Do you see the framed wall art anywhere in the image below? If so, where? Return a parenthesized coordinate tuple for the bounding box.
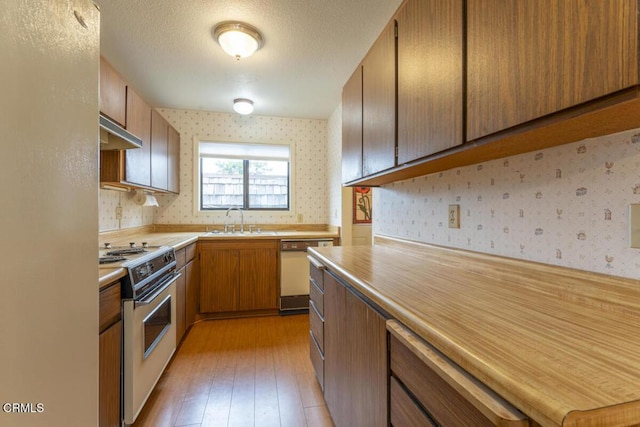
(353, 187, 372, 224)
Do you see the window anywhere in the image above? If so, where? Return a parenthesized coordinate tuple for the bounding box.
(199, 141, 290, 210)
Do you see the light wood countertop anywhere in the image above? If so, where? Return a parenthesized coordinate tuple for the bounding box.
(308, 238, 640, 427)
(98, 226, 340, 289)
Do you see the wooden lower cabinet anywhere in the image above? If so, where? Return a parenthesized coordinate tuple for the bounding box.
(199, 240, 279, 313)
(390, 376, 436, 427)
(175, 272, 187, 342)
(176, 243, 199, 342)
(185, 257, 199, 326)
(99, 281, 122, 427)
(388, 320, 528, 427)
(323, 270, 388, 427)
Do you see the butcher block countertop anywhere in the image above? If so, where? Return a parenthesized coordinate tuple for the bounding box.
(308, 237, 640, 427)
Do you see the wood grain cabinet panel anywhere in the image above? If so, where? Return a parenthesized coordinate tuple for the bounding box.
(362, 19, 397, 177)
(167, 124, 180, 193)
(185, 258, 199, 326)
(388, 321, 528, 427)
(99, 319, 122, 427)
(323, 271, 387, 427)
(99, 57, 126, 126)
(396, 0, 463, 163)
(151, 109, 169, 190)
(390, 376, 437, 427)
(175, 270, 186, 343)
(238, 245, 279, 311)
(199, 240, 278, 314)
(342, 66, 363, 183)
(124, 87, 152, 187)
(199, 245, 239, 313)
(99, 281, 122, 427)
(467, 0, 639, 141)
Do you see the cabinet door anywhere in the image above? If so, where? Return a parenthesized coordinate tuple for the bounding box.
(99, 57, 126, 127)
(323, 272, 349, 427)
(323, 271, 387, 427)
(124, 87, 152, 186)
(397, 0, 463, 164)
(185, 259, 198, 326)
(362, 20, 397, 177)
(467, 0, 639, 141)
(342, 66, 363, 183)
(175, 269, 186, 342)
(238, 243, 278, 311)
(199, 246, 239, 313)
(151, 109, 169, 190)
(167, 125, 180, 193)
(99, 320, 121, 427)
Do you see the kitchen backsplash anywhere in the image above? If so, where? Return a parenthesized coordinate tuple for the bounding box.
(153, 109, 329, 226)
(99, 188, 155, 231)
(374, 128, 640, 279)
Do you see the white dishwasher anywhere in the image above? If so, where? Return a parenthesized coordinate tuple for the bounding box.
(280, 239, 333, 313)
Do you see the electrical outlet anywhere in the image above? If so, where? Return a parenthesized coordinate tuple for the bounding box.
(116, 206, 123, 220)
(297, 213, 304, 223)
(448, 204, 460, 229)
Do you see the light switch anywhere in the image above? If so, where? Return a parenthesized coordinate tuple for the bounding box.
(629, 204, 640, 248)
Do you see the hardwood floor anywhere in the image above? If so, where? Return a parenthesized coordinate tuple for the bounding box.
(132, 314, 334, 427)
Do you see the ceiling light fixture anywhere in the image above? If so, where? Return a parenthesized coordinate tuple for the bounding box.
(233, 98, 254, 115)
(214, 21, 264, 60)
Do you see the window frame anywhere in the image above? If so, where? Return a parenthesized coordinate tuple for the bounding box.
(195, 138, 294, 215)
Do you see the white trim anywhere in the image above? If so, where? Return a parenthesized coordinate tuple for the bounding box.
(192, 136, 296, 218)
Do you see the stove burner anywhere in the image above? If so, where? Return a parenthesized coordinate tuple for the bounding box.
(106, 248, 147, 256)
(99, 255, 127, 264)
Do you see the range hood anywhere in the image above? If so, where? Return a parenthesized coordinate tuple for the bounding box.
(99, 114, 142, 150)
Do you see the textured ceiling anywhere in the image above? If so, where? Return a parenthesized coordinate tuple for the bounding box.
(95, 0, 403, 119)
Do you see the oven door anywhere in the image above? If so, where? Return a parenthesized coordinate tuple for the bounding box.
(123, 273, 179, 424)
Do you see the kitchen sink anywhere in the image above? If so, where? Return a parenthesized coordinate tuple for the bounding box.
(204, 231, 278, 236)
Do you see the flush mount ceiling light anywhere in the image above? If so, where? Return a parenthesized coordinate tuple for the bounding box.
(233, 98, 254, 115)
(214, 21, 264, 60)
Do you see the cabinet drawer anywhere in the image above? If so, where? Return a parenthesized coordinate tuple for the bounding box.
(390, 376, 436, 427)
(99, 282, 121, 333)
(185, 243, 196, 262)
(310, 331, 324, 390)
(388, 320, 528, 427)
(309, 278, 324, 316)
(309, 300, 324, 352)
(175, 247, 187, 270)
(309, 256, 324, 290)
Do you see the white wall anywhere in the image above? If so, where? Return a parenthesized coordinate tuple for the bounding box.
(1, 1, 99, 425)
(153, 109, 329, 226)
(375, 128, 640, 279)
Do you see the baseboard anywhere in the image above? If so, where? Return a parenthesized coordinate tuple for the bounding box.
(280, 294, 310, 314)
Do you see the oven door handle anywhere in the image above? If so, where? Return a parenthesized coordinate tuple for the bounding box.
(135, 272, 182, 307)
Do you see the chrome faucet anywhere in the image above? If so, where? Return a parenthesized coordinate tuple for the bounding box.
(225, 207, 244, 233)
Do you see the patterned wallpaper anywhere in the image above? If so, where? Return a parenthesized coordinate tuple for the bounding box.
(374, 128, 640, 279)
(153, 109, 329, 225)
(99, 188, 155, 231)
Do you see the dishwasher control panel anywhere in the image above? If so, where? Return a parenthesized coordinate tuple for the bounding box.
(281, 239, 333, 251)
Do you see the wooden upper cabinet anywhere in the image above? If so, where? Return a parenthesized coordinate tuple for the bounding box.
(151, 109, 169, 190)
(167, 124, 180, 193)
(124, 87, 152, 187)
(396, 0, 463, 164)
(362, 20, 397, 177)
(467, 0, 640, 141)
(99, 57, 127, 127)
(342, 66, 363, 184)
